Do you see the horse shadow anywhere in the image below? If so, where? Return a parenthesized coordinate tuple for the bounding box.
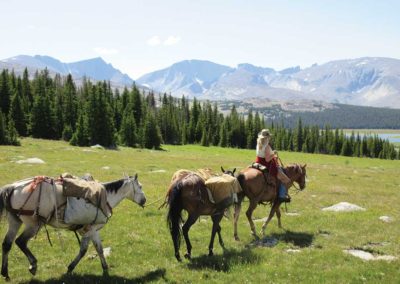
(25, 268, 166, 284)
(270, 230, 315, 248)
(186, 248, 261, 272)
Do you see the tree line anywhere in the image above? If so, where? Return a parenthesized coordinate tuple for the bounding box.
(0, 68, 398, 160)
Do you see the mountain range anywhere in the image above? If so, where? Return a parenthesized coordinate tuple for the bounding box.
(0, 55, 133, 86)
(1, 55, 400, 109)
(137, 57, 400, 109)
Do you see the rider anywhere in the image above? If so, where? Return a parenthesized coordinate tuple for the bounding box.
(255, 129, 292, 203)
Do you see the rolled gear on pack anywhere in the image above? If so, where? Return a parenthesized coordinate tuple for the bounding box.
(204, 174, 242, 209)
(62, 175, 111, 224)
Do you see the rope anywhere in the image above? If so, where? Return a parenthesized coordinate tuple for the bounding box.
(143, 196, 164, 208)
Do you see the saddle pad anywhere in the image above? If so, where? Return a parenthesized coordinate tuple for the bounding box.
(64, 197, 108, 224)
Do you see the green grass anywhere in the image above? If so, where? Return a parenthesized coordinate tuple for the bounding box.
(1, 138, 399, 283)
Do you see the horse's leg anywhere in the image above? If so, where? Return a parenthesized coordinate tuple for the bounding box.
(233, 196, 244, 241)
(67, 233, 91, 273)
(182, 213, 198, 260)
(276, 206, 282, 228)
(214, 213, 225, 251)
(91, 231, 108, 275)
(15, 224, 41, 276)
(1, 215, 22, 281)
(246, 200, 259, 239)
(260, 202, 281, 236)
(208, 212, 224, 256)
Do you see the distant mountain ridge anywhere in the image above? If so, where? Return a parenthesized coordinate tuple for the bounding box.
(0, 55, 134, 86)
(137, 57, 400, 109)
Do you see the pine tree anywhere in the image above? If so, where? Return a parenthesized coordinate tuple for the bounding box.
(0, 70, 11, 115)
(63, 74, 78, 131)
(29, 78, 56, 139)
(9, 90, 27, 136)
(200, 128, 209, 146)
(70, 108, 90, 146)
(294, 118, 303, 152)
(6, 117, 20, 146)
(142, 111, 162, 149)
(0, 110, 7, 144)
(219, 122, 228, 147)
(119, 106, 137, 147)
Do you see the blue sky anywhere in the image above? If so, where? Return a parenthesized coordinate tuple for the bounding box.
(1, 0, 399, 78)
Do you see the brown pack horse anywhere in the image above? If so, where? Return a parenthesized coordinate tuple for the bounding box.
(165, 171, 240, 261)
(232, 164, 307, 240)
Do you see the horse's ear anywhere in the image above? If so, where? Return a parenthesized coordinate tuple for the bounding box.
(134, 173, 138, 181)
(302, 164, 307, 168)
(221, 166, 225, 173)
(233, 168, 236, 174)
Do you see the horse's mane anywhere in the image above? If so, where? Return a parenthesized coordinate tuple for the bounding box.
(103, 179, 125, 193)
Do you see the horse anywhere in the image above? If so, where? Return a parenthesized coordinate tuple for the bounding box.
(231, 164, 307, 241)
(0, 174, 146, 281)
(165, 171, 240, 261)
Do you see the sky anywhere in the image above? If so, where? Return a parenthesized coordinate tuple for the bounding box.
(1, 0, 399, 79)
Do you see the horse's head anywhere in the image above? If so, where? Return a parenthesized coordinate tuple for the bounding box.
(125, 173, 146, 207)
(286, 164, 307, 190)
(221, 166, 236, 176)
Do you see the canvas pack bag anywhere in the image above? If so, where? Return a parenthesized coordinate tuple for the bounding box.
(204, 174, 242, 206)
(64, 197, 108, 224)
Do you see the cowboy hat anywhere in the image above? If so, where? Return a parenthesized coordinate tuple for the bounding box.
(258, 129, 272, 138)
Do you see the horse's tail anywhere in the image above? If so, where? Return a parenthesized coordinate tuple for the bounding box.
(166, 181, 184, 260)
(0, 185, 11, 221)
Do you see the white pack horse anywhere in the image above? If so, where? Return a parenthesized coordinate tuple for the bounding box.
(0, 174, 146, 281)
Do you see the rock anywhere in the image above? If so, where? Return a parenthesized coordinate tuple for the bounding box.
(16, 158, 45, 164)
(379, 216, 393, 223)
(344, 249, 397, 262)
(285, 212, 300, 216)
(91, 144, 104, 149)
(103, 247, 111, 257)
(322, 202, 366, 212)
(286, 249, 301, 253)
(150, 169, 166, 173)
(102, 166, 110, 170)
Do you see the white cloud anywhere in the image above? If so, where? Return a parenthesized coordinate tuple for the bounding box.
(94, 47, 119, 55)
(147, 35, 181, 47)
(147, 36, 161, 46)
(163, 36, 181, 46)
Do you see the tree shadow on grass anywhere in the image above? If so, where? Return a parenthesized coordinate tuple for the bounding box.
(187, 248, 261, 272)
(25, 268, 166, 284)
(270, 230, 314, 248)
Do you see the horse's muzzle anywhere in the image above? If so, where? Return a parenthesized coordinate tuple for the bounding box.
(140, 197, 147, 208)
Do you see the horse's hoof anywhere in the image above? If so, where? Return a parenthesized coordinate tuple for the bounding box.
(4, 276, 10, 282)
(184, 253, 191, 260)
(234, 235, 240, 241)
(29, 264, 37, 276)
(175, 255, 182, 262)
(252, 233, 260, 240)
(102, 269, 109, 277)
(208, 251, 214, 257)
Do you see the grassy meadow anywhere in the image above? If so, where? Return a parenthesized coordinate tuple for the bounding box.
(0, 138, 399, 283)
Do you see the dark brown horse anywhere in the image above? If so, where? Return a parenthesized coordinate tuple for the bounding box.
(165, 172, 240, 261)
(232, 164, 307, 240)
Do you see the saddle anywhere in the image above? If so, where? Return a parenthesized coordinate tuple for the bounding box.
(250, 163, 276, 188)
